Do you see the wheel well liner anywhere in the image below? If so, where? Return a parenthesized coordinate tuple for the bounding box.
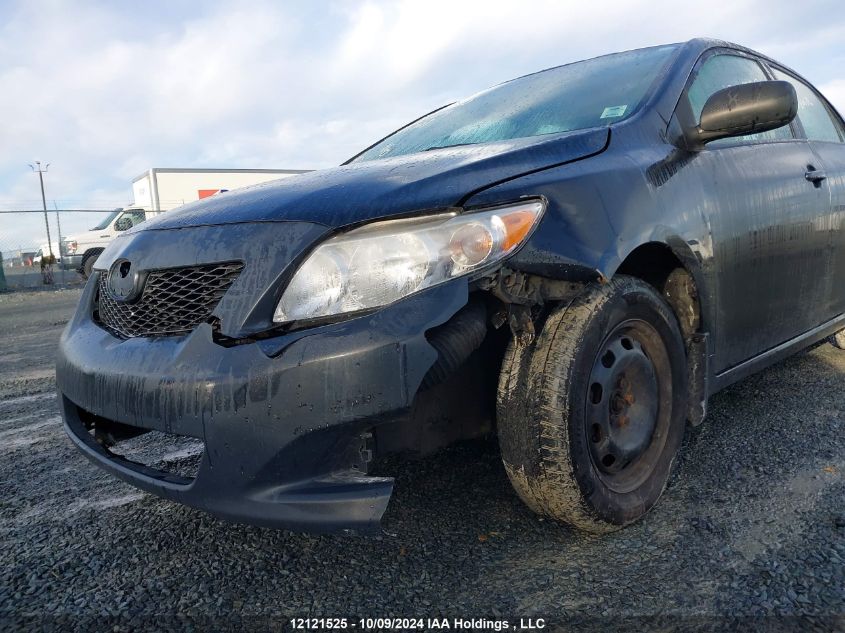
(615, 242, 703, 339)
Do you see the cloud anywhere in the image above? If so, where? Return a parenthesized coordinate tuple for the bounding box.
(0, 0, 844, 250)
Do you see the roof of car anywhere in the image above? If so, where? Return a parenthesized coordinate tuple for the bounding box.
(513, 38, 800, 87)
(681, 37, 805, 78)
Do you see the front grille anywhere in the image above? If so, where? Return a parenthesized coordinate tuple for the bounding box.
(95, 261, 243, 338)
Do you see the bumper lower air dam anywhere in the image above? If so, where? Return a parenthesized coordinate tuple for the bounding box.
(62, 399, 394, 533)
(57, 275, 470, 534)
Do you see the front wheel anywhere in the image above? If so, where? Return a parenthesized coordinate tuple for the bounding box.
(497, 276, 688, 533)
(81, 251, 100, 279)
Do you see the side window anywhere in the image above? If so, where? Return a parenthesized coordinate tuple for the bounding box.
(114, 211, 147, 231)
(687, 54, 792, 145)
(771, 68, 843, 143)
(126, 210, 146, 227)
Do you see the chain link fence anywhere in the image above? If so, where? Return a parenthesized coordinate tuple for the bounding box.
(0, 209, 116, 291)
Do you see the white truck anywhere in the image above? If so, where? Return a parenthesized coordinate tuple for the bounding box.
(33, 242, 62, 265)
(63, 167, 310, 277)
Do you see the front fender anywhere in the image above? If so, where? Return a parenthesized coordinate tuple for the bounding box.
(462, 141, 713, 330)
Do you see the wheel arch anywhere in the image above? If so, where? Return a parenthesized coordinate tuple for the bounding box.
(611, 239, 709, 338)
(610, 239, 710, 425)
(82, 246, 105, 259)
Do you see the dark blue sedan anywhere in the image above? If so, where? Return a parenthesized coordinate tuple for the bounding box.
(57, 38, 845, 534)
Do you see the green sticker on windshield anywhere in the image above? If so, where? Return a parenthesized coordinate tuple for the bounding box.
(600, 105, 627, 119)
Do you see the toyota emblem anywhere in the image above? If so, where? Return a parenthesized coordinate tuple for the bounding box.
(106, 259, 144, 302)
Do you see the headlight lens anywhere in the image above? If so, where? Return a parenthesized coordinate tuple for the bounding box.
(348, 233, 431, 306)
(273, 199, 545, 324)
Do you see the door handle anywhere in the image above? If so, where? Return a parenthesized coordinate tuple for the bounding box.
(100, 234, 111, 238)
(805, 166, 827, 184)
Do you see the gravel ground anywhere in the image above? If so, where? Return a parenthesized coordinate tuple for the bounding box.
(0, 288, 843, 631)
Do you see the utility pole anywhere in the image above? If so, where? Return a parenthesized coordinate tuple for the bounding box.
(53, 201, 64, 283)
(29, 161, 53, 260)
(53, 201, 63, 253)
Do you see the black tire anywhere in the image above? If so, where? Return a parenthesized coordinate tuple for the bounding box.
(830, 329, 845, 350)
(497, 276, 688, 533)
(81, 252, 100, 279)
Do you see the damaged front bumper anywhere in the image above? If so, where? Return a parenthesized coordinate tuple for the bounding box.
(56, 222, 471, 534)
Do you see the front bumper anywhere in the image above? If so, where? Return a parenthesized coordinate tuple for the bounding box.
(63, 254, 83, 269)
(57, 262, 469, 534)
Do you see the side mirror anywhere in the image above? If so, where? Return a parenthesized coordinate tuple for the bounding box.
(114, 217, 132, 231)
(694, 80, 797, 147)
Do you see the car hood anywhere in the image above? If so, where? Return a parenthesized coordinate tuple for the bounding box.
(139, 128, 609, 232)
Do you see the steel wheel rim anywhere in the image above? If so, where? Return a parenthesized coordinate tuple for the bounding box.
(584, 319, 673, 494)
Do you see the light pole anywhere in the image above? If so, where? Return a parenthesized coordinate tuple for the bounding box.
(53, 201, 62, 247)
(53, 201, 65, 283)
(29, 161, 53, 260)
(29, 161, 53, 284)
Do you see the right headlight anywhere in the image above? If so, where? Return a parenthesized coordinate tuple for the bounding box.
(273, 199, 545, 324)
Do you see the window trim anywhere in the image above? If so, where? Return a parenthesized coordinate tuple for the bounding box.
(764, 62, 845, 144)
(672, 47, 801, 150)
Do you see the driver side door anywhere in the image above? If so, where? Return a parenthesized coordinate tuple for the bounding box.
(679, 51, 832, 373)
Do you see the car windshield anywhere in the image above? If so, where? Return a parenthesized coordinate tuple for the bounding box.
(91, 209, 122, 231)
(352, 44, 678, 162)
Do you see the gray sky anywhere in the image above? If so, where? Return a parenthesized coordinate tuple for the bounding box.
(2, 0, 845, 250)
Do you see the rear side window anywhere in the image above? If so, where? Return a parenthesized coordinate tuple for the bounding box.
(687, 54, 792, 145)
(771, 68, 843, 143)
